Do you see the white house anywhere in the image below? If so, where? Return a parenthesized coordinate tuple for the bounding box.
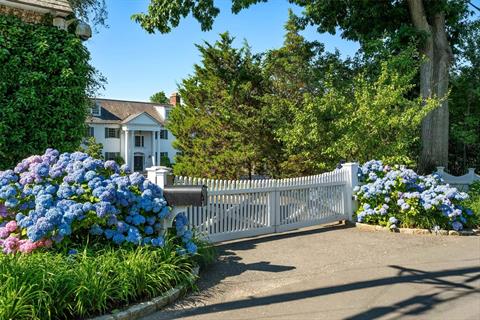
(86, 93, 180, 172)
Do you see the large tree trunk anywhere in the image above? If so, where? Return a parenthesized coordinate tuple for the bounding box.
(408, 0, 452, 173)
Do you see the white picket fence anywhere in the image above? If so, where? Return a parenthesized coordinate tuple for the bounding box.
(436, 167, 480, 191)
(172, 163, 358, 242)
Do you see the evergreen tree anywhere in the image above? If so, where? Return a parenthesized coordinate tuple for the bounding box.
(167, 33, 269, 179)
(150, 91, 169, 104)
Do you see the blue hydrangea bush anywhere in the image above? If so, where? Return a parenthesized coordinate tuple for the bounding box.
(354, 160, 477, 231)
(0, 149, 197, 254)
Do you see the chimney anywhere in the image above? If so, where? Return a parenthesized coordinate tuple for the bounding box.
(169, 92, 181, 106)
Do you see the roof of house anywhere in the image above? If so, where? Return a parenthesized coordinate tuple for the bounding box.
(87, 98, 172, 125)
(2, 0, 72, 14)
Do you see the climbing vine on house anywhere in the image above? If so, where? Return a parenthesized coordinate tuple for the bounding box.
(0, 14, 100, 170)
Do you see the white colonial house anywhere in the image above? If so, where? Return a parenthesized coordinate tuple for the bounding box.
(86, 93, 180, 172)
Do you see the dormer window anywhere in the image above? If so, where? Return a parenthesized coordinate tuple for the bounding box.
(90, 103, 101, 116)
(165, 109, 171, 119)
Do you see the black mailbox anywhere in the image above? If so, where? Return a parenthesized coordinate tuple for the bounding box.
(163, 185, 208, 207)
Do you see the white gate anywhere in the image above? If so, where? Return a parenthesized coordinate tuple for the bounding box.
(173, 163, 358, 243)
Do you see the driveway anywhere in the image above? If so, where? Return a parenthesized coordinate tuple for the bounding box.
(142, 223, 480, 320)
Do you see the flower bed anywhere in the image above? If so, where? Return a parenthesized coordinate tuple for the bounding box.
(354, 160, 479, 231)
(0, 149, 197, 253)
(0, 149, 215, 319)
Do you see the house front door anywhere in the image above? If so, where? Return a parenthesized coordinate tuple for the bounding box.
(134, 155, 144, 172)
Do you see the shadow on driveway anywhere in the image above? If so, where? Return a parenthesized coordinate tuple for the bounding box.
(165, 264, 480, 320)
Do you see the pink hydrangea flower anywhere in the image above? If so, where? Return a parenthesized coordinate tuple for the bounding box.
(18, 240, 37, 253)
(2, 236, 19, 254)
(5, 221, 17, 233)
(0, 227, 9, 239)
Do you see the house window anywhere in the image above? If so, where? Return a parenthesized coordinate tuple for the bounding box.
(155, 131, 158, 140)
(105, 152, 120, 161)
(160, 152, 168, 159)
(85, 126, 94, 137)
(90, 103, 101, 116)
(165, 109, 171, 119)
(160, 129, 168, 139)
(105, 128, 120, 139)
(135, 135, 144, 147)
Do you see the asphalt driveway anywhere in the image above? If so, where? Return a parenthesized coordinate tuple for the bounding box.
(142, 223, 480, 320)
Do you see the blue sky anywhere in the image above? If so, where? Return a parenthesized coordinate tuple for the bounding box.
(84, 0, 359, 101)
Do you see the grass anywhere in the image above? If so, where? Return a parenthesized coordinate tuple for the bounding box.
(0, 237, 212, 320)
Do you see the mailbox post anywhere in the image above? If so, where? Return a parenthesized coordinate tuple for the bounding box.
(146, 166, 207, 235)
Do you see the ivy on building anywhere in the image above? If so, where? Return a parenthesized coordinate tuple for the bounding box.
(0, 14, 100, 169)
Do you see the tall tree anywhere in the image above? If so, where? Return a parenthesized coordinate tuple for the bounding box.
(150, 90, 169, 104)
(167, 33, 269, 179)
(133, 0, 477, 173)
(262, 11, 353, 176)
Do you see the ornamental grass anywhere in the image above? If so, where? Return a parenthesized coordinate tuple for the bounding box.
(0, 240, 200, 320)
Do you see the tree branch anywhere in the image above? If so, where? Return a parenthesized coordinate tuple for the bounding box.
(468, 1, 480, 12)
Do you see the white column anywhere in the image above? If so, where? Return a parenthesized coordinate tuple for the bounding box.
(151, 131, 157, 166)
(124, 130, 130, 168)
(157, 129, 161, 165)
(130, 130, 135, 169)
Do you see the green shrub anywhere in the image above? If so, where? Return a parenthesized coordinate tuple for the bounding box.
(465, 181, 480, 226)
(0, 15, 99, 170)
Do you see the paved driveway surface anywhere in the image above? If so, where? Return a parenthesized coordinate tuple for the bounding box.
(142, 224, 480, 320)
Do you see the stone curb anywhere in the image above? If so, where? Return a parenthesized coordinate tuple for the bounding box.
(355, 222, 479, 236)
(90, 266, 200, 320)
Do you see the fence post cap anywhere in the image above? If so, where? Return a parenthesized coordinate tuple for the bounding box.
(342, 162, 359, 167)
(146, 166, 161, 172)
(436, 166, 445, 172)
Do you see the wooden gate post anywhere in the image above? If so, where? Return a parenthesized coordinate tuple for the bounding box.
(267, 180, 279, 232)
(343, 162, 359, 222)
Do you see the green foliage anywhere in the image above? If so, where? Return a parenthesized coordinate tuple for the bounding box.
(0, 238, 204, 319)
(160, 155, 171, 167)
(132, 0, 472, 49)
(81, 136, 104, 160)
(448, 20, 480, 174)
(168, 33, 271, 179)
(114, 155, 125, 166)
(465, 181, 480, 222)
(132, 0, 221, 33)
(150, 90, 169, 104)
(0, 15, 99, 170)
(328, 49, 438, 165)
(169, 19, 436, 178)
(134, 0, 478, 174)
(264, 22, 435, 175)
(261, 12, 356, 176)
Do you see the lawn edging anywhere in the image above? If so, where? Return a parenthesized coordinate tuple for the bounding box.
(355, 222, 479, 236)
(90, 266, 200, 320)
